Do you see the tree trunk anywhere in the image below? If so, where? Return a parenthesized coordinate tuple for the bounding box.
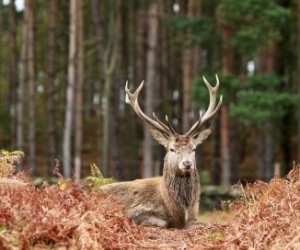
(134, 2, 146, 83)
(110, 79, 124, 180)
(0, 2, 2, 101)
(74, 0, 83, 181)
(296, 0, 300, 163)
(102, 0, 118, 176)
(264, 121, 274, 180)
(229, 119, 240, 183)
(26, 0, 36, 174)
(182, 48, 193, 133)
(211, 117, 221, 184)
(220, 105, 230, 185)
(110, 1, 123, 180)
(182, 0, 199, 133)
(91, 0, 104, 94)
(9, 0, 18, 150)
(91, 0, 105, 170)
(256, 41, 276, 181)
(256, 123, 274, 181)
(46, 0, 57, 175)
(143, 2, 159, 178)
(220, 24, 232, 186)
(91, 0, 103, 61)
(16, 3, 27, 171)
(63, 0, 77, 178)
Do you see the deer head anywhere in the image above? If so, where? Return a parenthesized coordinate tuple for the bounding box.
(125, 75, 222, 176)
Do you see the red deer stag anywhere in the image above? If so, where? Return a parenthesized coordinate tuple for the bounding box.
(101, 75, 222, 228)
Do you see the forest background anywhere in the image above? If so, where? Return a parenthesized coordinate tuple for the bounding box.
(0, 0, 299, 186)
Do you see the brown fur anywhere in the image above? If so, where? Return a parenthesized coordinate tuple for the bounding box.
(101, 78, 221, 228)
(101, 135, 204, 229)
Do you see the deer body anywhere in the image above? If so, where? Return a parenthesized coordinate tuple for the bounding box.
(101, 76, 222, 228)
(101, 139, 201, 228)
(102, 175, 199, 228)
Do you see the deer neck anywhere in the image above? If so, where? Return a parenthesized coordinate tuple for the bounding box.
(162, 163, 200, 209)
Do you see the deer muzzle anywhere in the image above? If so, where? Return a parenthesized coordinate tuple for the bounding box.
(179, 160, 194, 174)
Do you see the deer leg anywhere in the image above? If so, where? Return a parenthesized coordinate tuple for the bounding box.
(131, 214, 168, 228)
(188, 201, 199, 220)
(185, 202, 201, 229)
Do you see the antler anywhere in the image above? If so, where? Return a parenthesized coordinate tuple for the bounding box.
(185, 74, 223, 136)
(125, 81, 178, 137)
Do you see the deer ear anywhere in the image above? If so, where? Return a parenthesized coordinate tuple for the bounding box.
(150, 128, 170, 148)
(192, 128, 212, 145)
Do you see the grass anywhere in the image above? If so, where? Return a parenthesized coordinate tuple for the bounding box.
(0, 150, 300, 249)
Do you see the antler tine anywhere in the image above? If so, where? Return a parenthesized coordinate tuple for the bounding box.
(201, 74, 219, 122)
(164, 115, 178, 136)
(152, 113, 170, 131)
(125, 80, 144, 105)
(185, 74, 222, 136)
(152, 113, 177, 136)
(125, 81, 175, 137)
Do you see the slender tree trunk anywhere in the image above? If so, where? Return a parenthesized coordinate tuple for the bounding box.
(220, 105, 230, 185)
(0, 2, 2, 102)
(102, 1, 118, 176)
(216, 4, 232, 185)
(256, 123, 274, 181)
(111, 79, 123, 180)
(47, 0, 57, 175)
(9, 0, 18, 150)
(143, 2, 159, 178)
(134, 2, 146, 83)
(16, 5, 27, 171)
(91, 0, 105, 170)
(211, 117, 221, 184)
(264, 121, 274, 180)
(26, 0, 36, 173)
(110, 0, 123, 180)
(229, 119, 239, 183)
(296, 0, 300, 163)
(133, 2, 147, 178)
(220, 24, 232, 186)
(182, 0, 199, 133)
(91, 0, 103, 58)
(91, 0, 104, 93)
(256, 41, 276, 181)
(74, 0, 83, 181)
(182, 47, 194, 132)
(63, 0, 77, 178)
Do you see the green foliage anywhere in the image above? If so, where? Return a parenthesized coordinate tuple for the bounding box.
(220, 0, 291, 56)
(0, 150, 24, 178)
(84, 163, 114, 188)
(192, 74, 239, 107)
(206, 231, 226, 240)
(1, 150, 24, 158)
(0, 225, 6, 234)
(164, 16, 217, 46)
(192, 74, 298, 124)
(231, 91, 297, 123)
(230, 75, 298, 123)
(200, 185, 237, 211)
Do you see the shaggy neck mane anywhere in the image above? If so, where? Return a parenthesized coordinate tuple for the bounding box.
(163, 168, 200, 208)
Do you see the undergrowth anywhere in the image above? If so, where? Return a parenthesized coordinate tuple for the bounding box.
(0, 150, 299, 249)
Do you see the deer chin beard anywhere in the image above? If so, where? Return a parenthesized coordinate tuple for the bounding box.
(177, 168, 192, 176)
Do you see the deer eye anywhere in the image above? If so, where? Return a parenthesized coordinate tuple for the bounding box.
(170, 148, 175, 152)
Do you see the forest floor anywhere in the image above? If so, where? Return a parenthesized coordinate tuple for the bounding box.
(198, 210, 234, 225)
(0, 152, 300, 249)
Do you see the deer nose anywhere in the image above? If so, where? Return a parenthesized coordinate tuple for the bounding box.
(183, 160, 192, 169)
